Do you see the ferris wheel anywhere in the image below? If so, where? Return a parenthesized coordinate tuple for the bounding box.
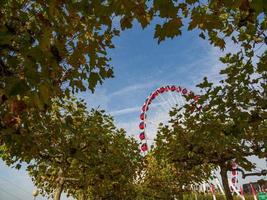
(137, 86, 248, 199)
(136, 85, 227, 198)
(138, 85, 199, 152)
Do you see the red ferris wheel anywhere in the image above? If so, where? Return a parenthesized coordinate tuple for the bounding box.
(138, 85, 199, 152)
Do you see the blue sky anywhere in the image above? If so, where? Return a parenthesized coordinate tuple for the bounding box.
(80, 21, 223, 136)
(0, 21, 265, 199)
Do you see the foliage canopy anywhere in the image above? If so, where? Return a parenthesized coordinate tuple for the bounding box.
(0, 1, 266, 199)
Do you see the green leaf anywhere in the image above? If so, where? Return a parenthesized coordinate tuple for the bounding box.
(0, 31, 16, 45)
(89, 72, 100, 92)
(196, 77, 213, 89)
(251, 0, 265, 14)
(39, 83, 50, 104)
(120, 17, 133, 30)
(32, 93, 43, 109)
(154, 0, 178, 18)
(8, 80, 29, 96)
(154, 18, 182, 43)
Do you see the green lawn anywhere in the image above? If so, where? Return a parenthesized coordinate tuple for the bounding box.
(183, 193, 255, 200)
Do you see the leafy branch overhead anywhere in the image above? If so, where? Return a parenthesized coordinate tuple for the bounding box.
(1, 0, 266, 131)
(152, 0, 267, 51)
(0, 0, 152, 164)
(0, 0, 152, 109)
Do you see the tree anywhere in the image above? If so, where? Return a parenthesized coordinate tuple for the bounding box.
(155, 49, 267, 200)
(151, 2, 267, 198)
(135, 152, 212, 200)
(136, 153, 182, 200)
(152, 0, 267, 50)
(0, 0, 151, 104)
(0, 0, 152, 161)
(2, 98, 142, 200)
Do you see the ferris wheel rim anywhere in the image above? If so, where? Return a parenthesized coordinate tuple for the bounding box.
(139, 85, 200, 152)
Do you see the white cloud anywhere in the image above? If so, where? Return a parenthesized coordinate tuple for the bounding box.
(183, 40, 241, 91)
(110, 106, 141, 116)
(197, 39, 266, 89)
(110, 97, 177, 117)
(108, 81, 157, 98)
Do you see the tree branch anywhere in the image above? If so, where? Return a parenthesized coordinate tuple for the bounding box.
(235, 167, 267, 179)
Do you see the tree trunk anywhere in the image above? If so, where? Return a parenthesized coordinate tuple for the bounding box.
(78, 191, 86, 200)
(177, 192, 183, 200)
(54, 169, 65, 200)
(54, 178, 64, 200)
(220, 166, 233, 200)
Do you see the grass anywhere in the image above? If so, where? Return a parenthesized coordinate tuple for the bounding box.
(183, 193, 255, 200)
